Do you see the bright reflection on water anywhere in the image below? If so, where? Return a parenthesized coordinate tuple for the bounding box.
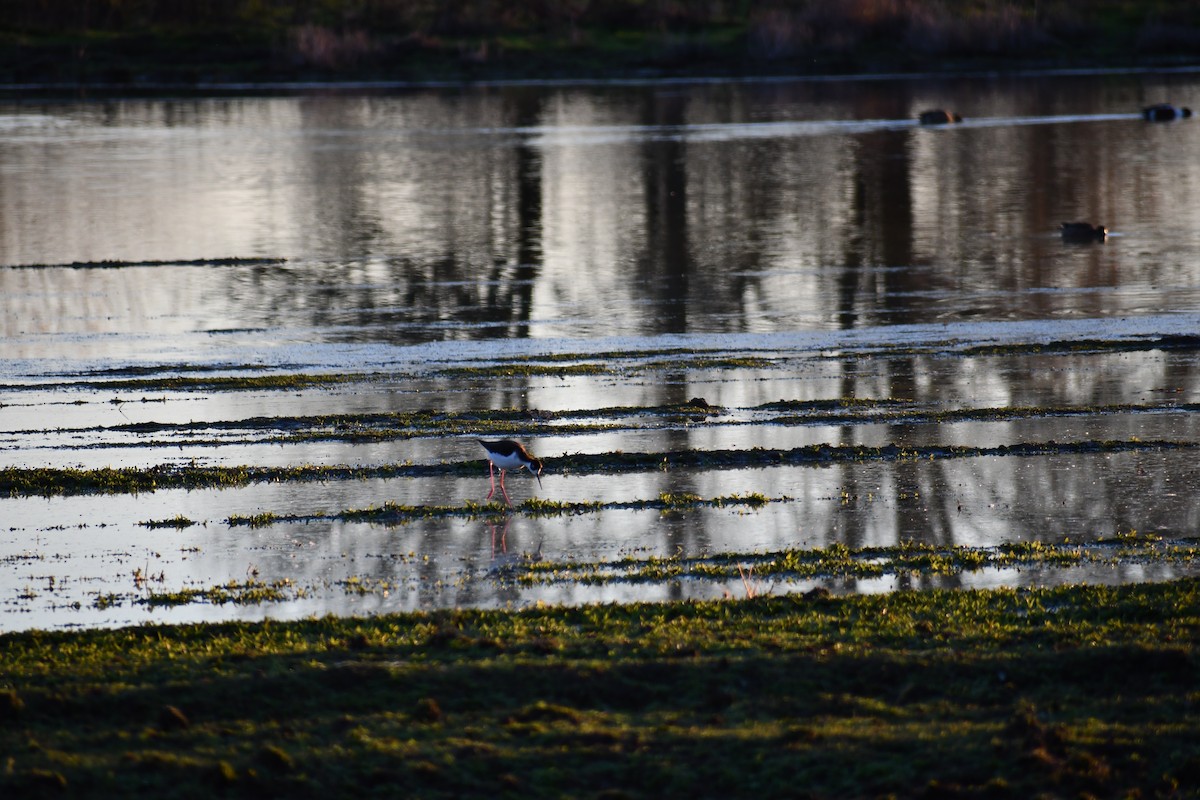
(3, 70, 1200, 630)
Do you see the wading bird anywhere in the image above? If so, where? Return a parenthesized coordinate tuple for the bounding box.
(479, 439, 543, 507)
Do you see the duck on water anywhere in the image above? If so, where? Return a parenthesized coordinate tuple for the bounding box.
(918, 109, 963, 125)
(1060, 222, 1107, 243)
(1142, 104, 1192, 121)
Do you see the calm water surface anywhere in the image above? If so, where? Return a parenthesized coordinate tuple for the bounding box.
(4, 70, 1200, 630)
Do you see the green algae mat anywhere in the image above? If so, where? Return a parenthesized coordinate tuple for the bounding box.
(3, 579, 1198, 799)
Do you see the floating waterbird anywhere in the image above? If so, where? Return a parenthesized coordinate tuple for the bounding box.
(479, 439, 543, 507)
(1142, 104, 1192, 122)
(1060, 222, 1108, 243)
(918, 109, 963, 125)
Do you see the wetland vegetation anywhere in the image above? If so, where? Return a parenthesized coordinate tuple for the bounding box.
(2, 578, 1198, 798)
(9, 336, 1198, 795)
(4, 435, 1194, 497)
(73, 537, 1200, 611)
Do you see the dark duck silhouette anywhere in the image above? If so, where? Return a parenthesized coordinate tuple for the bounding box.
(1142, 104, 1192, 121)
(919, 109, 963, 125)
(1060, 222, 1107, 243)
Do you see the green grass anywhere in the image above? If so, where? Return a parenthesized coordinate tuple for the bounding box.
(2, 578, 1198, 797)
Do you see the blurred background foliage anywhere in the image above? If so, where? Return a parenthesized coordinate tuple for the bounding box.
(3, 1, 1199, 82)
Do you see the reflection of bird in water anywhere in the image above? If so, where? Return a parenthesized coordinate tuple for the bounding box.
(487, 516, 512, 558)
(485, 517, 545, 578)
(1060, 222, 1108, 243)
(1142, 103, 1192, 122)
(918, 109, 963, 125)
(479, 439, 543, 507)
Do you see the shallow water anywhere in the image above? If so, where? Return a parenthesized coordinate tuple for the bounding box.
(4, 71, 1200, 630)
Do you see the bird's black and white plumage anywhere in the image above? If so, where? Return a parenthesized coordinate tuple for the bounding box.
(478, 439, 543, 506)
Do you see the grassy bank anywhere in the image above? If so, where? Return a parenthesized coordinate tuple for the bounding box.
(2, 579, 1198, 798)
(3, 1, 1200, 85)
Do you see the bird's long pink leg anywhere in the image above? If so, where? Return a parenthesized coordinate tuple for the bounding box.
(486, 461, 497, 500)
(499, 470, 513, 506)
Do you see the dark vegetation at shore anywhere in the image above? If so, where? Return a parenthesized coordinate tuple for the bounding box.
(4, 1, 1200, 85)
(2, 579, 1198, 798)
(2, 437, 1193, 497)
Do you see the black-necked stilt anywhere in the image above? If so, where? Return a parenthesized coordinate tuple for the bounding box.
(1060, 222, 1107, 243)
(478, 439, 543, 507)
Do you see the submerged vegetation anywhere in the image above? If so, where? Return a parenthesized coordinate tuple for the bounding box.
(2, 579, 1198, 798)
(3, 435, 1194, 497)
(225, 491, 776, 527)
(511, 537, 1200, 587)
(12, 539, 1199, 615)
(95, 579, 304, 610)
